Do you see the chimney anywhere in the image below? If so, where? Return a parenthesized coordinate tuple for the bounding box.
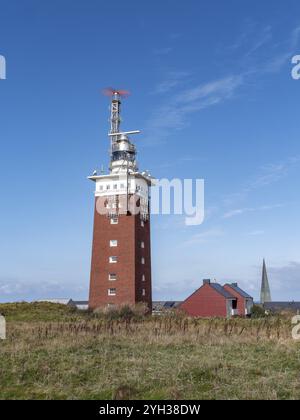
(203, 279, 211, 285)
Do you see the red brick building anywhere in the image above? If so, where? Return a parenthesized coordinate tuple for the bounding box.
(88, 90, 153, 311)
(223, 283, 253, 317)
(180, 279, 253, 318)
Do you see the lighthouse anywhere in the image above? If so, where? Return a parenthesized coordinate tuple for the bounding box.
(88, 89, 153, 311)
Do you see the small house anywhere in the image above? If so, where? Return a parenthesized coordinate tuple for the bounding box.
(179, 279, 253, 318)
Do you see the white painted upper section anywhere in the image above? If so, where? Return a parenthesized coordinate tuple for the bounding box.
(88, 172, 153, 199)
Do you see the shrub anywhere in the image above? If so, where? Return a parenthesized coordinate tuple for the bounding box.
(93, 303, 148, 320)
(251, 304, 267, 318)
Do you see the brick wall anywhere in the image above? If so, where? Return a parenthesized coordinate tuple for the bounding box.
(88, 196, 152, 311)
(180, 283, 228, 317)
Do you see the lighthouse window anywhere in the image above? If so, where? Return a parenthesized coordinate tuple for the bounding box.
(110, 216, 118, 224)
(141, 257, 145, 265)
(108, 288, 116, 296)
(113, 184, 118, 190)
(99, 185, 103, 191)
(120, 183, 125, 189)
(109, 273, 117, 281)
(141, 241, 145, 248)
(141, 220, 144, 227)
(142, 289, 146, 296)
(109, 256, 118, 263)
(110, 240, 118, 247)
(142, 274, 145, 282)
(106, 184, 110, 190)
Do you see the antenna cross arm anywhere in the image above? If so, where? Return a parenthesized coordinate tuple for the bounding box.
(108, 130, 141, 137)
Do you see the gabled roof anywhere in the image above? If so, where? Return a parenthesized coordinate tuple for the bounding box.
(225, 283, 252, 299)
(210, 283, 236, 299)
(179, 282, 236, 307)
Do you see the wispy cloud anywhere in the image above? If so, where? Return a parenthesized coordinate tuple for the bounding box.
(222, 155, 300, 210)
(226, 21, 272, 53)
(248, 23, 300, 74)
(250, 157, 300, 188)
(225, 22, 299, 74)
(152, 71, 191, 95)
(183, 228, 224, 246)
(290, 25, 300, 49)
(247, 230, 265, 236)
(223, 208, 253, 219)
(153, 47, 173, 55)
(253, 163, 288, 187)
(175, 75, 243, 105)
(244, 25, 273, 57)
(144, 74, 243, 144)
(146, 23, 300, 145)
(223, 203, 285, 219)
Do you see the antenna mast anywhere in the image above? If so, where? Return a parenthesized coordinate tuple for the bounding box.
(110, 91, 121, 135)
(102, 88, 140, 174)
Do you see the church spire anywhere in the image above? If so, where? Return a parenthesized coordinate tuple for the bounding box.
(260, 259, 272, 304)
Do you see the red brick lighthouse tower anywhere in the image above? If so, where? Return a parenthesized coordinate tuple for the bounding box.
(88, 89, 153, 311)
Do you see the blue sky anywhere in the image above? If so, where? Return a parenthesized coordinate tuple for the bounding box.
(1, 0, 300, 302)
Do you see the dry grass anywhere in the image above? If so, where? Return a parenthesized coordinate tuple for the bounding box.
(1, 303, 300, 400)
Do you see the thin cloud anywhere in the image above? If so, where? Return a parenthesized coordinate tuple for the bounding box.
(226, 22, 299, 75)
(153, 47, 173, 55)
(223, 208, 253, 219)
(250, 157, 300, 188)
(146, 24, 300, 145)
(222, 203, 286, 219)
(222, 156, 300, 210)
(144, 74, 243, 144)
(183, 228, 224, 246)
(175, 75, 243, 103)
(247, 230, 265, 236)
(152, 71, 191, 95)
(244, 25, 273, 57)
(226, 21, 272, 53)
(290, 26, 300, 49)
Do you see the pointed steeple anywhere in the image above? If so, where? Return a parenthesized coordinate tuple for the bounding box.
(260, 259, 272, 304)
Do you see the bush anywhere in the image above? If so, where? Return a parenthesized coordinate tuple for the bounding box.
(93, 303, 148, 320)
(251, 304, 267, 318)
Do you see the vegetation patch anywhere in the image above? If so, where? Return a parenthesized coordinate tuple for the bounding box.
(0, 303, 300, 399)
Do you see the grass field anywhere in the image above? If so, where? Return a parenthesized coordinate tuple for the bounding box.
(1, 302, 300, 400)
